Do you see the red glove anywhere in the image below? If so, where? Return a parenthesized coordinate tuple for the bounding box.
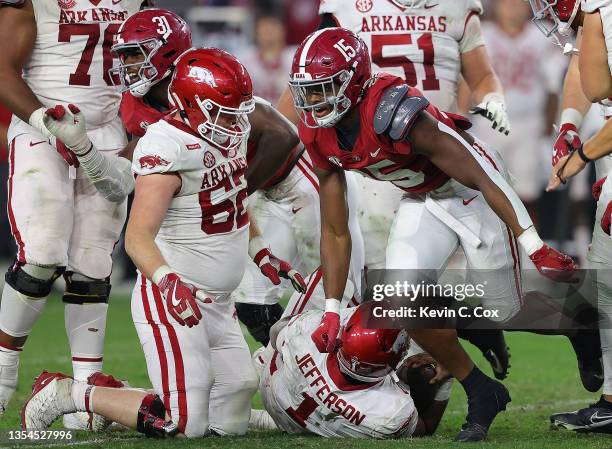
(529, 244, 578, 283)
(311, 299, 340, 353)
(602, 201, 612, 236)
(156, 273, 207, 327)
(552, 123, 581, 166)
(250, 237, 306, 292)
(593, 177, 607, 201)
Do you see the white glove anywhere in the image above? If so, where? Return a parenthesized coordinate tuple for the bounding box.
(42, 104, 93, 155)
(469, 93, 510, 135)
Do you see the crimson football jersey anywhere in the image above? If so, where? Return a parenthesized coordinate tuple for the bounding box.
(300, 74, 461, 193)
(119, 91, 168, 137)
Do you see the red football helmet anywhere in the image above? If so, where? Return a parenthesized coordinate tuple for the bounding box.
(168, 48, 255, 152)
(289, 27, 371, 128)
(110, 8, 192, 97)
(528, 0, 580, 43)
(337, 304, 409, 383)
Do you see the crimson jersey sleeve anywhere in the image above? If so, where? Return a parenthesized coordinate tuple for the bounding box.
(119, 92, 166, 138)
(299, 122, 338, 171)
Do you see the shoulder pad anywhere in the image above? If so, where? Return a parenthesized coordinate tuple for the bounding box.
(374, 85, 430, 141)
(0, 0, 26, 7)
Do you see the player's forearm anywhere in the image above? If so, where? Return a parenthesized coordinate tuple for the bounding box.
(78, 148, 134, 202)
(579, 12, 612, 102)
(320, 227, 351, 300)
(469, 72, 504, 106)
(125, 224, 166, 281)
(560, 31, 591, 119)
(0, 72, 42, 122)
(583, 117, 612, 160)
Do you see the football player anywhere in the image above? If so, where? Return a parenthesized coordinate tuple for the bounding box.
(44, 47, 266, 437)
(542, 0, 612, 432)
(61, 8, 362, 346)
(289, 27, 580, 441)
(254, 302, 452, 438)
(0, 0, 150, 427)
(276, 0, 512, 379)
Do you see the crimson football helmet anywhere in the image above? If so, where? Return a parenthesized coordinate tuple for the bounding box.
(110, 8, 192, 97)
(528, 0, 580, 45)
(289, 27, 371, 128)
(337, 305, 409, 383)
(168, 48, 255, 152)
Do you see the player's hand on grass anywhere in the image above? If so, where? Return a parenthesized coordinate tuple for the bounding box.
(311, 299, 340, 353)
(43, 104, 93, 156)
(250, 236, 306, 292)
(156, 272, 210, 327)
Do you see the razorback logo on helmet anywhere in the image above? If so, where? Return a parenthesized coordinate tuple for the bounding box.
(139, 155, 170, 169)
(187, 66, 217, 88)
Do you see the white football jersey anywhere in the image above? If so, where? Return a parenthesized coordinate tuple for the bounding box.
(319, 0, 484, 111)
(260, 309, 418, 438)
(10, 0, 141, 140)
(132, 119, 250, 297)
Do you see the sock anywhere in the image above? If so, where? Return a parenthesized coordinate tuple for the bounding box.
(71, 380, 95, 413)
(460, 366, 490, 397)
(64, 303, 107, 381)
(0, 283, 47, 338)
(0, 345, 20, 410)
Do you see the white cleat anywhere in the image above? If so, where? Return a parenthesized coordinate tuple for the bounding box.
(21, 371, 75, 430)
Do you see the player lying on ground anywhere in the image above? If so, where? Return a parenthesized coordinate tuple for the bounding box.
(538, 0, 612, 433)
(251, 303, 452, 438)
(288, 27, 581, 442)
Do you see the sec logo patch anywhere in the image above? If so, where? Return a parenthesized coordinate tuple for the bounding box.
(58, 0, 76, 9)
(203, 151, 216, 168)
(356, 0, 373, 13)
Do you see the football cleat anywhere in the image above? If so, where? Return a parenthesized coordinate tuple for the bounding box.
(63, 372, 129, 431)
(455, 379, 511, 442)
(21, 371, 75, 430)
(550, 397, 612, 433)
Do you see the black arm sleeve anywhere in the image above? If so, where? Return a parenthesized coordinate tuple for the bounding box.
(318, 13, 339, 30)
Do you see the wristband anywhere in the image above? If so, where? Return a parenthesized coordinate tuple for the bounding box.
(517, 226, 544, 256)
(152, 265, 172, 285)
(434, 379, 453, 401)
(559, 108, 584, 129)
(577, 145, 592, 163)
(324, 298, 341, 314)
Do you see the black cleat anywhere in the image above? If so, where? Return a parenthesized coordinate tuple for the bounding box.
(550, 396, 612, 433)
(569, 330, 603, 392)
(455, 379, 511, 442)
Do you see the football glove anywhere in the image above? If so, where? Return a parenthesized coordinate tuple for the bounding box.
(602, 201, 612, 236)
(155, 270, 210, 328)
(249, 237, 306, 293)
(552, 123, 581, 166)
(469, 93, 510, 135)
(43, 104, 93, 156)
(529, 245, 578, 283)
(593, 177, 607, 201)
(28, 106, 79, 167)
(311, 298, 341, 353)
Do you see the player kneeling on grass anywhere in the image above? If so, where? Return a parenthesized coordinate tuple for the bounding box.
(251, 302, 451, 438)
(23, 48, 262, 437)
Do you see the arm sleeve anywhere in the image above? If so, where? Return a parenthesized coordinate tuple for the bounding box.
(131, 131, 182, 176)
(459, 13, 486, 54)
(77, 150, 134, 203)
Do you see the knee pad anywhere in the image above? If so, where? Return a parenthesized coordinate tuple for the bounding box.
(4, 261, 63, 298)
(235, 303, 283, 346)
(137, 394, 178, 438)
(62, 272, 111, 304)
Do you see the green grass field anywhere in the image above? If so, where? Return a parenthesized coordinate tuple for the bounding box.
(0, 295, 611, 449)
